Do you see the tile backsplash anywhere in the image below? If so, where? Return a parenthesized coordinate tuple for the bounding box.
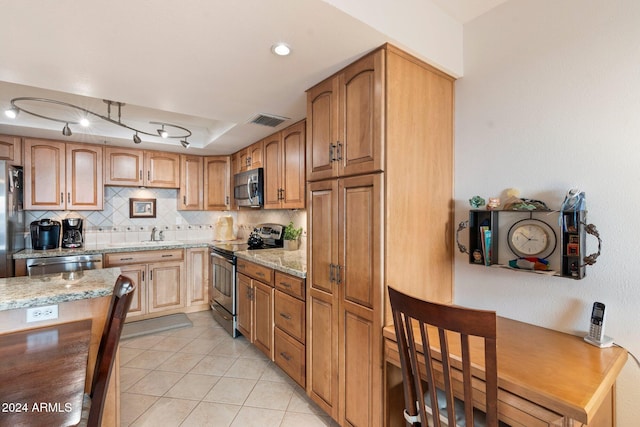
(24, 186, 307, 248)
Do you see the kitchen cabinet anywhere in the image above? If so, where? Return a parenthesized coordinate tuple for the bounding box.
(104, 147, 179, 188)
(104, 249, 186, 320)
(238, 140, 264, 172)
(24, 139, 103, 210)
(263, 120, 306, 209)
(186, 247, 209, 307)
(236, 259, 274, 358)
(203, 155, 230, 210)
(179, 155, 203, 210)
(0, 134, 22, 165)
(306, 50, 383, 182)
(305, 44, 454, 427)
(274, 271, 306, 387)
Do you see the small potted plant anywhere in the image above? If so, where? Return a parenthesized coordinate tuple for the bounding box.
(283, 221, 303, 251)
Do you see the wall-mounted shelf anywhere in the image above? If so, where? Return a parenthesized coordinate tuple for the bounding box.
(457, 209, 600, 280)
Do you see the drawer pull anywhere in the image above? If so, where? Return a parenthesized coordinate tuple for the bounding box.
(161, 254, 173, 258)
(238, 264, 245, 269)
(279, 312, 292, 320)
(279, 281, 292, 288)
(256, 271, 265, 277)
(120, 257, 133, 261)
(279, 352, 291, 361)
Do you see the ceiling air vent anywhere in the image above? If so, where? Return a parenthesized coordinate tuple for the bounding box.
(248, 113, 289, 128)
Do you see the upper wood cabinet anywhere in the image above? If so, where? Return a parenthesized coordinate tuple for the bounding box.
(263, 120, 306, 210)
(179, 155, 203, 210)
(238, 140, 264, 172)
(0, 134, 23, 166)
(307, 49, 383, 181)
(204, 155, 230, 210)
(104, 147, 179, 188)
(24, 139, 103, 210)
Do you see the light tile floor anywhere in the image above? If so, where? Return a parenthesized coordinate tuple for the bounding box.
(119, 311, 337, 427)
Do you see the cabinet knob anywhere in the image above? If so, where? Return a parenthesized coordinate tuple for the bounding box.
(279, 352, 291, 361)
(279, 312, 292, 320)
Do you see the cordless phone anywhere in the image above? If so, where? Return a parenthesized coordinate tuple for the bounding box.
(584, 301, 613, 347)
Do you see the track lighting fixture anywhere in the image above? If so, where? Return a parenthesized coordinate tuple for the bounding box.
(5, 97, 192, 148)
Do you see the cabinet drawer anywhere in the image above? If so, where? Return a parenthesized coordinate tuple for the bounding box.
(274, 327, 305, 387)
(274, 271, 305, 300)
(105, 249, 184, 266)
(237, 259, 273, 285)
(274, 290, 305, 343)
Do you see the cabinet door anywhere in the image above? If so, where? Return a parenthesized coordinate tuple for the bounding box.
(186, 247, 209, 306)
(104, 147, 143, 186)
(338, 49, 384, 178)
(253, 280, 273, 359)
(262, 133, 282, 209)
(338, 174, 383, 427)
(24, 139, 65, 210)
(147, 261, 185, 313)
(179, 155, 203, 210)
(307, 77, 339, 181)
(307, 179, 339, 418)
(238, 148, 250, 172)
(0, 134, 22, 165)
(145, 151, 179, 188)
(281, 120, 306, 209)
(237, 273, 253, 340)
(248, 140, 264, 170)
(119, 264, 147, 318)
(66, 143, 103, 210)
(203, 156, 230, 210)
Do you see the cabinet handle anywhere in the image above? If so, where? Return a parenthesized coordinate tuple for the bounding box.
(161, 254, 173, 258)
(336, 265, 342, 285)
(256, 271, 264, 277)
(67, 192, 71, 203)
(279, 351, 291, 361)
(336, 142, 343, 161)
(139, 170, 143, 180)
(60, 192, 64, 204)
(238, 264, 245, 270)
(147, 170, 151, 181)
(150, 270, 153, 281)
(120, 257, 133, 261)
(183, 195, 187, 205)
(247, 156, 251, 166)
(142, 271, 144, 282)
(279, 281, 291, 288)
(329, 144, 335, 162)
(225, 196, 230, 205)
(329, 264, 335, 283)
(279, 312, 291, 320)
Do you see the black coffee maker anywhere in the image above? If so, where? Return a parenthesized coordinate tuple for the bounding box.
(30, 219, 61, 250)
(62, 218, 84, 248)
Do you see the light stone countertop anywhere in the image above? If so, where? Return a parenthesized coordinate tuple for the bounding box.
(235, 248, 306, 278)
(0, 267, 121, 311)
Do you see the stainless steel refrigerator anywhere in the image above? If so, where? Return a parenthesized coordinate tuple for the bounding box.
(0, 161, 24, 278)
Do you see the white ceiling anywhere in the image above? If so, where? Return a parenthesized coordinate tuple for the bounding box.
(0, 0, 506, 155)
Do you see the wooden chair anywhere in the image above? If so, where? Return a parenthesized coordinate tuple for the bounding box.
(78, 274, 135, 427)
(388, 287, 502, 427)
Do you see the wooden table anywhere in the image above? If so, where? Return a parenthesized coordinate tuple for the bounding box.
(383, 317, 628, 427)
(0, 319, 92, 426)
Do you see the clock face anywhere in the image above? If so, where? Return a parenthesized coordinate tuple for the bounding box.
(508, 219, 557, 258)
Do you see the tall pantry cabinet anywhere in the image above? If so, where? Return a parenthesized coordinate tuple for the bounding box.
(306, 44, 454, 427)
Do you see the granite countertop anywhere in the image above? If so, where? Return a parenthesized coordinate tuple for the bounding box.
(0, 267, 121, 311)
(14, 240, 213, 259)
(235, 249, 307, 278)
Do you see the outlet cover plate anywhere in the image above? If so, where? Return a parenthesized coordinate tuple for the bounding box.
(26, 305, 59, 322)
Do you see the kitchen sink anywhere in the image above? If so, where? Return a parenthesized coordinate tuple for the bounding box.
(107, 240, 184, 248)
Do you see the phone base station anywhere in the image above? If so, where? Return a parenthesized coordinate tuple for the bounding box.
(584, 335, 614, 348)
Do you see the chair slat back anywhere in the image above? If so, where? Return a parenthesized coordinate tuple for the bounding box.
(388, 287, 499, 427)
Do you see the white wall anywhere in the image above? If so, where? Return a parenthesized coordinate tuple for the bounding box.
(455, 0, 640, 424)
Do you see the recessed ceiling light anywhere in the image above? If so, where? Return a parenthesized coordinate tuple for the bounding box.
(80, 117, 90, 127)
(271, 43, 291, 56)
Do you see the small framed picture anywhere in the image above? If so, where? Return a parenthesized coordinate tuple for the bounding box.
(129, 198, 156, 218)
(567, 243, 580, 256)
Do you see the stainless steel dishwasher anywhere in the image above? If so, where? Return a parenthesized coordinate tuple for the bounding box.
(25, 254, 103, 276)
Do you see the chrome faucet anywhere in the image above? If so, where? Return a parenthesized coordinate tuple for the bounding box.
(151, 226, 157, 241)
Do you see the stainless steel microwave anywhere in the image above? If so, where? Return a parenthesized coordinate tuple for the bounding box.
(233, 168, 264, 207)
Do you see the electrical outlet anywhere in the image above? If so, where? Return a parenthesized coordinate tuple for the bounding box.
(26, 305, 58, 323)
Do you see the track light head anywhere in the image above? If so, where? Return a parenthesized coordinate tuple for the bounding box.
(4, 107, 19, 119)
(157, 124, 168, 138)
(62, 123, 72, 136)
(180, 139, 190, 148)
(133, 133, 142, 144)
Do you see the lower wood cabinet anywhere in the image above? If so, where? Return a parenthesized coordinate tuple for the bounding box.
(105, 249, 186, 320)
(186, 247, 209, 307)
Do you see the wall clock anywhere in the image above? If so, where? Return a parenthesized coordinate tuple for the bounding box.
(507, 218, 557, 259)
